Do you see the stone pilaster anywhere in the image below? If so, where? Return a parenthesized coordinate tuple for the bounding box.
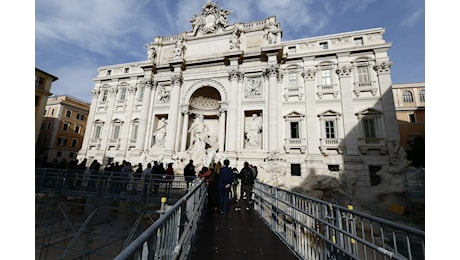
(373, 61, 399, 142)
(302, 66, 320, 155)
(336, 62, 360, 155)
(136, 78, 155, 151)
(227, 69, 242, 153)
(264, 64, 280, 153)
(164, 74, 183, 153)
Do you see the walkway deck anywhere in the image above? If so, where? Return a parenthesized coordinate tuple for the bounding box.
(190, 203, 299, 260)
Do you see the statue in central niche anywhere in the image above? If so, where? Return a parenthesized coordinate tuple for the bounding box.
(188, 114, 209, 153)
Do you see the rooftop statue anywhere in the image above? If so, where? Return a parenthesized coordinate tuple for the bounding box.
(190, 1, 231, 36)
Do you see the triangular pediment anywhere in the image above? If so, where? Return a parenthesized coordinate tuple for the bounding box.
(355, 108, 381, 116)
(284, 111, 305, 118)
(318, 109, 341, 117)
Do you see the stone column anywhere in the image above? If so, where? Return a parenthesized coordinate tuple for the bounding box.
(79, 87, 100, 156)
(336, 63, 360, 155)
(302, 67, 320, 155)
(227, 70, 242, 153)
(164, 74, 182, 153)
(218, 105, 227, 152)
(373, 61, 399, 142)
(180, 106, 189, 152)
(100, 84, 117, 151)
(136, 78, 154, 151)
(265, 64, 279, 153)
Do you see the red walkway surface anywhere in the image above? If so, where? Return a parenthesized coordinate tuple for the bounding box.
(190, 204, 299, 260)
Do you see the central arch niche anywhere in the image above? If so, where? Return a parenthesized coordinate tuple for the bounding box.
(186, 86, 222, 154)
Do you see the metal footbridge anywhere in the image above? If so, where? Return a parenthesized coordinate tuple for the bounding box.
(35, 168, 425, 259)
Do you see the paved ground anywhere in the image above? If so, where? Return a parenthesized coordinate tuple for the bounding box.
(190, 203, 299, 260)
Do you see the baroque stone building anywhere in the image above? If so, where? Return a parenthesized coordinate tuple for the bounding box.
(78, 1, 402, 191)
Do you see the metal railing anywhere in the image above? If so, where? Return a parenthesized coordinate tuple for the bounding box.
(35, 168, 193, 202)
(253, 181, 425, 260)
(113, 178, 207, 260)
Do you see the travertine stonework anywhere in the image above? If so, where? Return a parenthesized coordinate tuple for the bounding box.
(78, 1, 402, 193)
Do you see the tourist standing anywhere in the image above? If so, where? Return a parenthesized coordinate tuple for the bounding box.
(218, 159, 234, 214)
(237, 161, 256, 211)
(184, 160, 196, 189)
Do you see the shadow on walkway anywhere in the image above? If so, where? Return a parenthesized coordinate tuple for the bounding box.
(190, 202, 299, 260)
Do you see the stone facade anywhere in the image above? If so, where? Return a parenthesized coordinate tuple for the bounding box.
(78, 1, 402, 192)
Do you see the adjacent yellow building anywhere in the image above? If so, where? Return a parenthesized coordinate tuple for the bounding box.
(36, 95, 90, 165)
(391, 82, 425, 148)
(35, 68, 58, 144)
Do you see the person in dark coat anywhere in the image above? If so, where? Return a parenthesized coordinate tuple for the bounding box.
(218, 159, 234, 214)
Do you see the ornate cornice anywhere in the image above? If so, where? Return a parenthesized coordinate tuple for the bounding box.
(336, 65, 352, 78)
(92, 89, 100, 97)
(171, 75, 183, 86)
(228, 69, 243, 81)
(373, 61, 392, 74)
(302, 69, 316, 80)
(263, 64, 279, 78)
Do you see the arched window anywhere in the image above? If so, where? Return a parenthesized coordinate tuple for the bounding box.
(402, 90, 414, 103)
(419, 89, 425, 102)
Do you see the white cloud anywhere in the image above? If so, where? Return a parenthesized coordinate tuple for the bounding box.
(36, 0, 159, 57)
(401, 8, 424, 28)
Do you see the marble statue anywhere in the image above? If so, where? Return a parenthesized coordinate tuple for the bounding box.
(245, 114, 262, 147)
(188, 114, 209, 152)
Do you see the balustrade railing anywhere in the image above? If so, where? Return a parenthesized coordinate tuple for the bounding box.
(253, 181, 425, 260)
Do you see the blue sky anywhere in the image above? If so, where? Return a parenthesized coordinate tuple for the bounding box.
(35, 0, 424, 103)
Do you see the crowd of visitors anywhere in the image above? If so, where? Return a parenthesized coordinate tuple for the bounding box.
(197, 159, 258, 214)
(36, 156, 259, 214)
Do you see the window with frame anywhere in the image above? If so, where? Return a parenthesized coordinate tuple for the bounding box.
(65, 110, 72, 118)
(402, 90, 414, 103)
(101, 89, 108, 102)
(107, 70, 111, 76)
(318, 110, 341, 140)
(291, 164, 301, 176)
(35, 75, 44, 89)
(357, 65, 370, 82)
(56, 151, 62, 157)
(290, 122, 299, 138)
(93, 125, 102, 139)
(76, 113, 84, 120)
(325, 120, 335, 138)
(354, 37, 363, 46)
(75, 125, 81, 134)
(57, 137, 67, 146)
(369, 165, 382, 186)
(47, 122, 52, 129)
(112, 125, 121, 139)
(63, 122, 70, 131)
(419, 89, 425, 102)
(288, 72, 298, 89)
(119, 87, 127, 101)
(124, 67, 129, 73)
(409, 114, 416, 123)
(363, 118, 377, 138)
(319, 41, 328, 49)
(71, 139, 78, 147)
(131, 123, 139, 142)
(321, 69, 332, 85)
(138, 86, 145, 101)
(328, 165, 339, 171)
